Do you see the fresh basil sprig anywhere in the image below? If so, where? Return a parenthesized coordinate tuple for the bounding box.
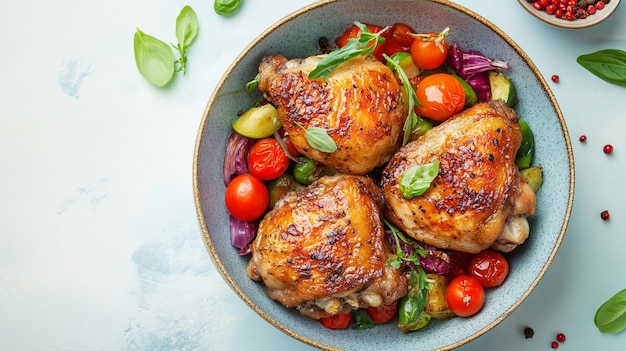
(595, 288, 626, 334)
(134, 29, 176, 87)
(577, 49, 626, 87)
(245, 74, 261, 105)
(133, 6, 198, 87)
(397, 268, 431, 333)
(399, 160, 440, 200)
(351, 310, 376, 330)
(214, 0, 242, 16)
(309, 22, 388, 80)
(173, 6, 199, 74)
(294, 121, 337, 153)
(384, 219, 428, 269)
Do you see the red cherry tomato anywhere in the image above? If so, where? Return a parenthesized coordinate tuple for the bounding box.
(319, 312, 352, 329)
(336, 23, 386, 60)
(224, 173, 269, 222)
(414, 73, 466, 122)
(410, 30, 449, 70)
(445, 275, 485, 317)
(469, 250, 509, 288)
(446, 251, 475, 280)
(381, 22, 415, 56)
(247, 138, 290, 181)
(365, 301, 398, 324)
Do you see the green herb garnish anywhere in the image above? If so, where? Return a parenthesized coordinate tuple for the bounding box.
(577, 49, 626, 87)
(294, 121, 337, 153)
(384, 53, 424, 146)
(133, 6, 198, 87)
(308, 22, 387, 80)
(351, 310, 376, 330)
(214, 0, 242, 16)
(595, 288, 626, 334)
(399, 160, 440, 200)
(245, 74, 261, 106)
(173, 6, 199, 74)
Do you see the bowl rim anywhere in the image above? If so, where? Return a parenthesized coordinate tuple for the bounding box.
(193, 0, 576, 349)
(517, 0, 622, 29)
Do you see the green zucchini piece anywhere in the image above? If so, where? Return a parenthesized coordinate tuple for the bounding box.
(489, 71, 517, 107)
(521, 166, 543, 192)
(388, 51, 420, 79)
(516, 119, 534, 169)
(232, 104, 281, 139)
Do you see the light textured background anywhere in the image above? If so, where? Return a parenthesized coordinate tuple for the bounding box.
(1, 1, 625, 350)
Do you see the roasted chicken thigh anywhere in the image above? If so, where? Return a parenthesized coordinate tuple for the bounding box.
(247, 174, 407, 320)
(258, 54, 405, 175)
(381, 101, 536, 254)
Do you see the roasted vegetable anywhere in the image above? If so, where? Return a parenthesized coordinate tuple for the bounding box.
(488, 71, 517, 107)
(516, 119, 534, 170)
(388, 51, 420, 79)
(232, 104, 281, 139)
(268, 174, 303, 208)
(521, 166, 543, 192)
(397, 269, 430, 333)
(424, 274, 454, 319)
(291, 156, 336, 185)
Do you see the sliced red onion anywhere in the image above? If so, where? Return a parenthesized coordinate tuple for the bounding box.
(465, 72, 492, 102)
(446, 43, 508, 80)
(223, 132, 255, 186)
(385, 229, 451, 274)
(229, 215, 258, 255)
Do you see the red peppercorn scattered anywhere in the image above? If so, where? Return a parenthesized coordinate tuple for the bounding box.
(551, 74, 560, 83)
(601, 210, 610, 221)
(579, 135, 587, 142)
(556, 332, 566, 343)
(551, 340, 559, 349)
(528, 0, 607, 21)
(603, 144, 613, 154)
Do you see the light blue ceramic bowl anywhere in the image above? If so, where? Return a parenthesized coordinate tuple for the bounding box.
(193, 0, 575, 350)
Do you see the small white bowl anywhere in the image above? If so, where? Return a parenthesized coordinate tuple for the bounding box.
(518, 0, 621, 29)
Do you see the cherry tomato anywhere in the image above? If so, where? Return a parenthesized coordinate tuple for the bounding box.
(319, 312, 352, 329)
(224, 173, 269, 222)
(414, 73, 466, 122)
(469, 250, 509, 288)
(365, 301, 398, 324)
(381, 22, 415, 56)
(446, 251, 474, 280)
(336, 23, 386, 60)
(445, 275, 485, 317)
(247, 138, 290, 181)
(410, 29, 449, 70)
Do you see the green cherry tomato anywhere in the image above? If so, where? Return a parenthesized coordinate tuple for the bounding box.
(214, 0, 241, 16)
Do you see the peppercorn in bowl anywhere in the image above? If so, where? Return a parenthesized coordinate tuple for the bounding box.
(518, 0, 621, 28)
(193, 0, 575, 350)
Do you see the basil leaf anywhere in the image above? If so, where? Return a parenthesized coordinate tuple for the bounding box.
(305, 127, 338, 153)
(214, 0, 241, 16)
(176, 6, 199, 49)
(134, 28, 175, 87)
(351, 310, 375, 330)
(400, 160, 440, 200)
(309, 22, 385, 80)
(595, 289, 626, 334)
(397, 268, 430, 331)
(577, 49, 626, 87)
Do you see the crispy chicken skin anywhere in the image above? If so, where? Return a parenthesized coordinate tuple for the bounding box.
(257, 54, 405, 175)
(247, 174, 407, 319)
(381, 101, 536, 254)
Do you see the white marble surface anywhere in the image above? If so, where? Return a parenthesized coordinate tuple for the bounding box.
(1, 0, 625, 350)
